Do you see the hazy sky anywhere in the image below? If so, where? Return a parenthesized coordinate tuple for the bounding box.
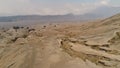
(0, 0, 119, 16)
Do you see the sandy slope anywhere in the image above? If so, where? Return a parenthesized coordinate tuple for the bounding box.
(1, 13, 120, 68)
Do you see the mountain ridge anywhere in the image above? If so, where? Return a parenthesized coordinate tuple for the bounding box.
(0, 6, 120, 22)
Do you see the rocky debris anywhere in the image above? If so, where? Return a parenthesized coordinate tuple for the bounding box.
(60, 35, 120, 68)
(0, 26, 36, 68)
(108, 31, 120, 44)
(0, 26, 36, 44)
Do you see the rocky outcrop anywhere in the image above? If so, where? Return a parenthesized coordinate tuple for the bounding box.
(0, 27, 36, 68)
(60, 35, 120, 68)
(108, 31, 120, 44)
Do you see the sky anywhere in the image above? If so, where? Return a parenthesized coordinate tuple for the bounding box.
(0, 0, 120, 16)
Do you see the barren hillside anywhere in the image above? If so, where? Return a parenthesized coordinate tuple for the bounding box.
(1, 13, 120, 68)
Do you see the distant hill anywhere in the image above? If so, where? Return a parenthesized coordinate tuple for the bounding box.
(0, 6, 120, 22)
(100, 13, 120, 25)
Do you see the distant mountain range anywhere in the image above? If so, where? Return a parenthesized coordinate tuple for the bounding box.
(0, 6, 120, 22)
